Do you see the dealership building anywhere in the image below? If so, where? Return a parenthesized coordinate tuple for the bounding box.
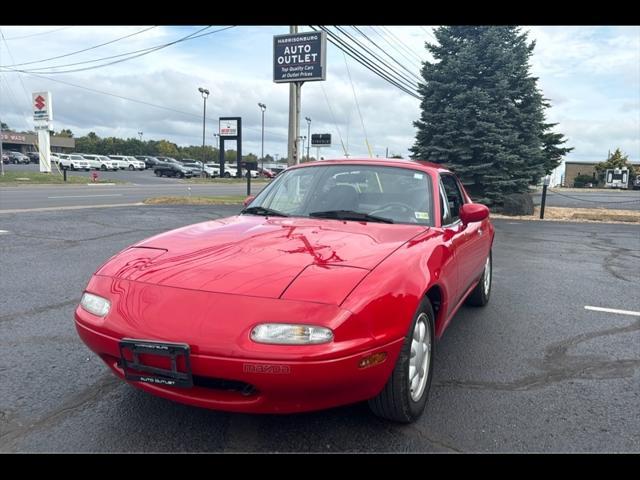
(563, 160, 640, 187)
(1, 131, 75, 155)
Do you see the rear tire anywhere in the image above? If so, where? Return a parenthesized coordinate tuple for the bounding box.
(465, 250, 492, 307)
(368, 297, 435, 423)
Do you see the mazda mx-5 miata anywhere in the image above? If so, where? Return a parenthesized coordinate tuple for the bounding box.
(75, 158, 494, 423)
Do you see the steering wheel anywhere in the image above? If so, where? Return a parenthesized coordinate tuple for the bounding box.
(369, 202, 416, 221)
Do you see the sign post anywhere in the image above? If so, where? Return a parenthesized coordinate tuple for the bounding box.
(273, 29, 327, 166)
(33, 91, 53, 173)
(218, 117, 242, 179)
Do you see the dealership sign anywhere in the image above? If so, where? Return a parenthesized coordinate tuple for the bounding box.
(311, 133, 331, 146)
(33, 91, 53, 123)
(220, 119, 238, 137)
(273, 31, 327, 83)
(1, 132, 27, 143)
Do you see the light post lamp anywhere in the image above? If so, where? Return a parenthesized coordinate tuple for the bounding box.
(198, 87, 210, 173)
(305, 116, 311, 160)
(299, 136, 307, 162)
(258, 103, 266, 172)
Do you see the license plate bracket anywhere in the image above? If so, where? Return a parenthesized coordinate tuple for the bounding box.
(119, 338, 193, 388)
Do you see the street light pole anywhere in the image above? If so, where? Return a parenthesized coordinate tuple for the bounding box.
(258, 103, 266, 172)
(198, 87, 210, 174)
(305, 117, 311, 161)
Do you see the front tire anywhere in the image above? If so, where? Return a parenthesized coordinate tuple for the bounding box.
(465, 250, 492, 307)
(368, 297, 435, 423)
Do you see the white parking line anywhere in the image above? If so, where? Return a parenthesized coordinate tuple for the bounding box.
(47, 194, 123, 199)
(0, 229, 9, 234)
(584, 306, 640, 317)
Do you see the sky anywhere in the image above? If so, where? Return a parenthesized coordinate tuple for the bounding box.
(0, 25, 638, 163)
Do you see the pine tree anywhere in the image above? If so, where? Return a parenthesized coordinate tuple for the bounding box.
(594, 148, 636, 181)
(410, 26, 572, 204)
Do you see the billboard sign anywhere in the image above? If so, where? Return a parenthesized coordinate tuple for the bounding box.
(273, 31, 327, 83)
(311, 133, 331, 146)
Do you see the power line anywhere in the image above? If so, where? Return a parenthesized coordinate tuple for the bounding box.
(342, 52, 373, 158)
(319, 83, 348, 156)
(4, 26, 234, 75)
(2, 27, 72, 41)
(419, 26, 439, 44)
(2, 70, 288, 140)
(350, 26, 423, 84)
(310, 26, 420, 99)
(0, 26, 159, 68)
(368, 26, 423, 72)
(333, 25, 421, 90)
(379, 26, 426, 63)
(9, 26, 231, 74)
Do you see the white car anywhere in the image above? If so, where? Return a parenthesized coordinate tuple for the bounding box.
(83, 154, 119, 171)
(108, 155, 145, 170)
(211, 164, 238, 178)
(77, 154, 102, 170)
(203, 164, 220, 178)
(60, 154, 91, 171)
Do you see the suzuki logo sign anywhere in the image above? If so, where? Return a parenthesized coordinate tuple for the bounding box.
(34, 95, 46, 110)
(32, 91, 52, 124)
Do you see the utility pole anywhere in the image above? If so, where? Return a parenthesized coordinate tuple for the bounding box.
(385, 147, 389, 158)
(287, 26, 303, 166)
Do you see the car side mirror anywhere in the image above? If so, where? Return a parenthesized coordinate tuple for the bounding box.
(243, 195, 255, 207)
(460, 203, 489, 225)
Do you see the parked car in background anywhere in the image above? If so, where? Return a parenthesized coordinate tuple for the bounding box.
(156, 156, 182, 165)
(7, 151, 30, 164)
(108, 155, 145, 170)
(181, 162, 205, 177)
(203, 163, 220, 178)
(210, 163, 239, 178)
(271, 165, 287, 176)
(27, 152, 40, 163)
(153, 161, 193, 178)
(2, 153, 10, 164)
(257, 167, 275, 178)
(59, 154, 91, 171)
(135, 156, 161, 169)
(76, 154, 102, 170)
(83, 154, 119, 171)
(632, 175, 640, 190)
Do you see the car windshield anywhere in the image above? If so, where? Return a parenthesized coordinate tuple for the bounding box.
(246, 164, 434, 226)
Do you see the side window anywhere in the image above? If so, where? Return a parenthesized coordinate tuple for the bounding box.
(440, 174, 465, 224)
(439, 179, 452, 225)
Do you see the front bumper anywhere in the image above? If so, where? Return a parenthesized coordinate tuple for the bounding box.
(76, 318, 403, 414)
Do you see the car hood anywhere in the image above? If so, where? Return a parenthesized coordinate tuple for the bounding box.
(96, 215, 427, 301)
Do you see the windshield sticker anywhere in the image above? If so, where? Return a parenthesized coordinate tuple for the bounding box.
(414, 212, 430, 220)
(413, 173, 423, 179)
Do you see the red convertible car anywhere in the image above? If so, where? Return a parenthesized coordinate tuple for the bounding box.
(75, 159, 494, 423)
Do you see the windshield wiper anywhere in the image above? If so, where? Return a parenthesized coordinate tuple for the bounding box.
(241, 206, 289, 217)
(309, 210, 394, 224)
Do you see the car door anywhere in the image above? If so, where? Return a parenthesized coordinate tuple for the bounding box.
(441, 173, 486, 295)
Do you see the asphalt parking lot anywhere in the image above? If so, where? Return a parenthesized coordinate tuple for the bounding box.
(0, 205, 638, 452)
